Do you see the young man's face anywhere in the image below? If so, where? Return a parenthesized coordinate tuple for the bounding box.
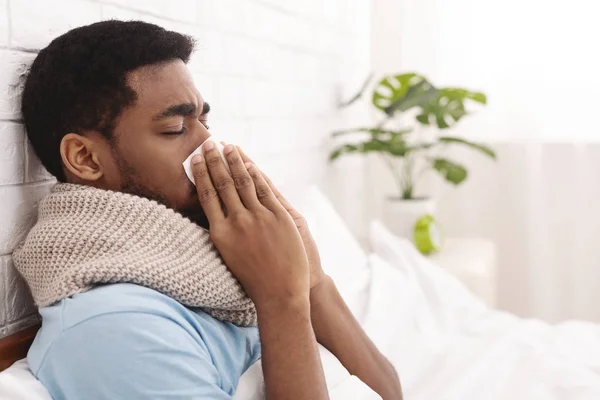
(92, 59, 211, 226)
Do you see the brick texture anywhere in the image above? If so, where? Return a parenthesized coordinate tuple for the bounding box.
(0, 50, 35, 120)
(10, 0, 101, 50)
(2, 255, 37, 325)
(0, 0, 8, 47)
(0, 122, 25, 185)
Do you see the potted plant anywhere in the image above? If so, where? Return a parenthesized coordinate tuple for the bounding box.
(330, 72, 496, 242)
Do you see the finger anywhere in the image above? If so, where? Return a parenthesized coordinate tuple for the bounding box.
(234, 145, 282, 199)
(258, 168, 293, 210)
(203, 140, 245, 214)
(236, 145, 254, 164)
(222, 144, 262, 210)
(191, 154, 225, 225)
(244, 162, 284, 213)
(235, 145, 294, 212)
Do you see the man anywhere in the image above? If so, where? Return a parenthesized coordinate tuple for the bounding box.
(18, 20, 402, 399)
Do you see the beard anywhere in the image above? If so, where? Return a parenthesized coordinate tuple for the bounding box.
(113, 149, 209, 229)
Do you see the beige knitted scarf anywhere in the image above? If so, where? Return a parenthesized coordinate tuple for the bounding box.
(12, 183, 257, 327)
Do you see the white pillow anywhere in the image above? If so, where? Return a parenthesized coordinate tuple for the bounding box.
(0, 360, 52, 400)
(368, 220, 487, 327)
(292, 186, 368, 284)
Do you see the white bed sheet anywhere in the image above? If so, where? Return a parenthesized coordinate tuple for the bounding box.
(366, 220, 600, 399)
(0, 359, 51, 400)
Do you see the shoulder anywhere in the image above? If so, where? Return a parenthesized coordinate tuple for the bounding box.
(29, 285, 236, 399)
(28, 284, 202, 373)
(61, 283, 193, 326)
(34, 310, 233, 399)
(29, 283, 261, 398)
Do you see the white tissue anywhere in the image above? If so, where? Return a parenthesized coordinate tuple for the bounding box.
(182, 138, 231, 185)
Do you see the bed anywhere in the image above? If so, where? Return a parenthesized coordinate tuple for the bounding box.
(1, 187, 600, 399)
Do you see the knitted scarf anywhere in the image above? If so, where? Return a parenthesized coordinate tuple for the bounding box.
(12, 183, 257, 327)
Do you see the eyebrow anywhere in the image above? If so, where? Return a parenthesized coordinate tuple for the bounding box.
(152, 102, 210, 121)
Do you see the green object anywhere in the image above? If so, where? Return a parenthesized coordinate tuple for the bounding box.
(413, 214, 442, 255)
(329, 72, 496, 200)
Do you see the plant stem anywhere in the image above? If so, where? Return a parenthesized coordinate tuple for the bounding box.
(416, 164, 430, 181)
(381, 154, 404, 199)
(401, 152, 415, 199)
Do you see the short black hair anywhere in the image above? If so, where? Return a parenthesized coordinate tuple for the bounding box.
(21, 20, 195, 182)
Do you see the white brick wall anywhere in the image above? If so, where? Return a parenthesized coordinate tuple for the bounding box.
(0, 51, 36, 120)
(10, 0, 102, 50)
(0, 122, 25, 185)
(0, 0, 8, 47)
(0, 0, 372, 338)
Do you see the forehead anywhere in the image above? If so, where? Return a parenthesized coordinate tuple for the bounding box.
(126, 59, 202, 112)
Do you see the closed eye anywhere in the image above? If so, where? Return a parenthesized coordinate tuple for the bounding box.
(162, 128, 186, 135)
(161, 120, 208, 135)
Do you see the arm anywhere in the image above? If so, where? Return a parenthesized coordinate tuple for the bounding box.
(192, 142, 328, 400)
(310, 276, 403, 400)
(232, 145, 402, 398)
(257, 297, 328, 400)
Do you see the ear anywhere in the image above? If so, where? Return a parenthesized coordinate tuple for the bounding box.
(59, 133, 104, 181)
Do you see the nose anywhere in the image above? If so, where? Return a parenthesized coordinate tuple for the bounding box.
(182, 122, 212, 183)
(191, 120, 211, 149)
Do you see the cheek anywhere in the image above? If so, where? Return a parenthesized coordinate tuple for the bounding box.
(147, 155, 196, 203)
(124, 143, 179, 178)
(114, 136, 196, 208)
(147, 157, 189, 190)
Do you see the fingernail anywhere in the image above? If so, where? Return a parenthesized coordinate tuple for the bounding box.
(223, 144, 234, 155)
(191, 154, 203, 165)
(203, 140, 215, 151)
(244, 162, 253, 169)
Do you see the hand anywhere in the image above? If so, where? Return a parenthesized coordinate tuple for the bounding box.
(233, 145, 327, 291)
(191, 141, 310, 309)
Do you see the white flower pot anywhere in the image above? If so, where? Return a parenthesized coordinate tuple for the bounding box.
(381, 197, 436, 240)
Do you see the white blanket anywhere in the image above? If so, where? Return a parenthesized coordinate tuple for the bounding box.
(367, 220, 600, 399)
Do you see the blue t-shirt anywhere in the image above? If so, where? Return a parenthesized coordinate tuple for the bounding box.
(27, 283, 262, 399)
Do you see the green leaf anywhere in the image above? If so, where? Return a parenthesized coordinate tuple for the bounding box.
(387, 140, 410, 156)
(435, 112, 450, 129)
(438, 137, 496, 159)
(383, 81, 439, 116)
(338, 73, 374, 108)
(443, 89, 487, 104)
(361, 138, 392, 152)
(416, 114, 430, 125)
(432, 158, 468, 185)
(329, 144, 359, 162)
(468, 92, 487, 104)
(331, 127, 412, 138)
(329, 137, 412, 162)
(372, 73, 438, 116)
(447, 101, 467, 122)
(417, 87, 487, 129)
(369, 72, 487, 128)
